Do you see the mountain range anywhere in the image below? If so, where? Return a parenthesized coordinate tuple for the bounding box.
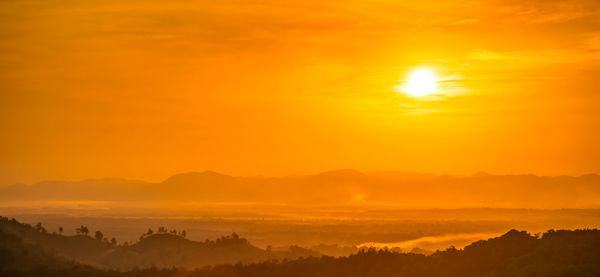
(2, 170, 599, 208)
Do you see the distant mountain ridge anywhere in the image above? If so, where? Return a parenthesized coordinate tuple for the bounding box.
(1, 170, 599, 208)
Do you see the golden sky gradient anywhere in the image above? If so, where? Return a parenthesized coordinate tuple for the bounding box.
(1, 0, 599, 185)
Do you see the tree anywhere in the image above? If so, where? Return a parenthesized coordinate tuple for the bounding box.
(147, 228, 154, 235)
(34, 222, 47, 233)
(76, 225, 89, 236)
(94, 230, 104, 241)
(180, 230, 187, 237)
(58, 226, 63, 235)
(110, 237, 117, 246)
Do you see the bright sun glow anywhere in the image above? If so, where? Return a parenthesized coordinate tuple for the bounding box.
(403, 69, 437, 97)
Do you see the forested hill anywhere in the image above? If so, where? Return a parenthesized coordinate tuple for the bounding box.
(194, 229, 600, 276)
(1, 217, 600, 276)
(0, 217, 318, 270)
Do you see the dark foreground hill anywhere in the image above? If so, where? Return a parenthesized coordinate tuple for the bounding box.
(0, 217, 318, 270)
(2, 218, 600, 276)
(194, 229, 600, 277)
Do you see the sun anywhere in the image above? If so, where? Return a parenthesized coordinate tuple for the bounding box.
(402, 69, 437, 97)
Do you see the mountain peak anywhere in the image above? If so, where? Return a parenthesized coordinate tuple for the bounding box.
(160, 171, 234, 185)
(315, 169, 364, 178)
(472, 171, 492, 177)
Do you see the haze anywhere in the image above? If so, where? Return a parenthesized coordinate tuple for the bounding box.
(1, 1, 600, 275)
(2, 0, 600, 186)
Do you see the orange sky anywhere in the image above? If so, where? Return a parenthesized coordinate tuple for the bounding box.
(1, 0, 599, 185)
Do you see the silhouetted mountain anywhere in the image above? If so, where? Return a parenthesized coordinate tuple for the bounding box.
(312, 169, 367, 181)
(161, 171, 236, 187)
(0, 178, 151, 201)
(1, 171, 600, 208)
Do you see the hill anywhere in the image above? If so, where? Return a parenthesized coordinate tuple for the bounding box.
(1, 170, 599, 208)
(194, 228, 600, 277)
(0, 217, 319, 270)
(2, 217, 599, 276)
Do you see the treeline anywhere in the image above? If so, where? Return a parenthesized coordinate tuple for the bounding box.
(140, 227, 187, 241)
(3, 228, 600, 276)
(24, 219, 122, 246)
(9, 217, 192, 247)
(0, 217, 319, 270)
(155, 229, 600, 277)
(2, 216, 600, 276)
